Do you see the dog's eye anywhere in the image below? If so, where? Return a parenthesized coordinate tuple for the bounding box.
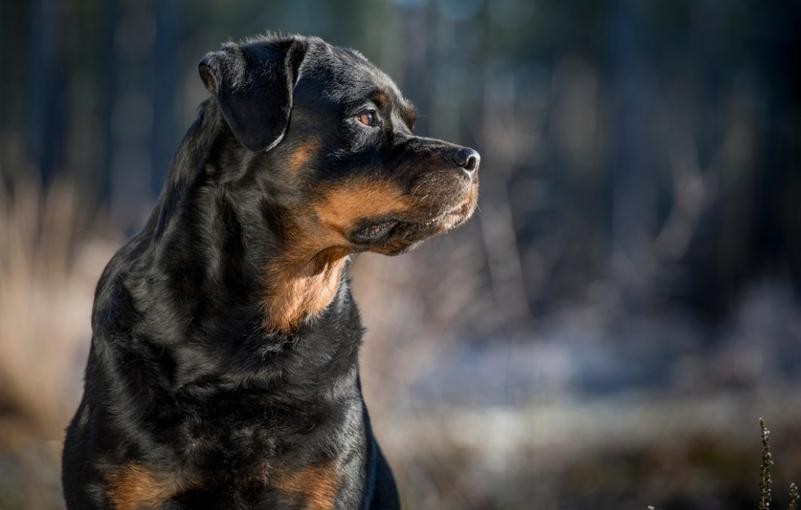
(357, 109, 380, 127)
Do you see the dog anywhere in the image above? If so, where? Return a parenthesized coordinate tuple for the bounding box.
(62, 33, 479, 509)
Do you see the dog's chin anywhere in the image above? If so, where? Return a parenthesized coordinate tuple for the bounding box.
(355, 184, 478, 256)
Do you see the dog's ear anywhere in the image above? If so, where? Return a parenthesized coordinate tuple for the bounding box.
(198, 38, 308, 152)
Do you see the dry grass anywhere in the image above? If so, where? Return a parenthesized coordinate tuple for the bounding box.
(0, 179, 119, 509)
(789, 483, 800, 510)
(759, 418, 800, 510)
(760, 418, 774, 510)
(0, 179, 118, 434)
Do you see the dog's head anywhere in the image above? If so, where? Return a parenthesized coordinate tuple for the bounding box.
(199, 34, 479, 258)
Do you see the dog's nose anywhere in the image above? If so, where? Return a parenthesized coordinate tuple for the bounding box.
(451, 147, 481, 175)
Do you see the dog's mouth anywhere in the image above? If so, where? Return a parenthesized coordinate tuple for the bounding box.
(351, 219, 401, 244)
(348, 182, 478, 253)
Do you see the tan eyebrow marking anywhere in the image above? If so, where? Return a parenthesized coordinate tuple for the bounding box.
(400, 102, 417, 128)
(371, 90, 390, 109)
(367, 89, 416, 128)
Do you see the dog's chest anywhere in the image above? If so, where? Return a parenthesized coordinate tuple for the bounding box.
(158, 400, 358, 505)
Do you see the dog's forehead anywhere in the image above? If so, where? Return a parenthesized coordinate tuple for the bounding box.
(303, 41, 409, 107)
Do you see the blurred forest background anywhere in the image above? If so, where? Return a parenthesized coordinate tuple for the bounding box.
(1, 0, 801, 508)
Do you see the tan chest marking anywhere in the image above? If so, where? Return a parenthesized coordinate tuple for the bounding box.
(274, 461, 340, 510)
(262, 251, 347, 332)
(105, 463, 193, 510)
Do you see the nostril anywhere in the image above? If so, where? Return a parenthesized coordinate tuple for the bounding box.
(452, 147, 481, 174)
(464, 154, 478, 172)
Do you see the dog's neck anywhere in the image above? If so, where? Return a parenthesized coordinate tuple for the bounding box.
(262, 248, 349, 332)
(141, 101, 349, 337)
(158, 101, 349, 333)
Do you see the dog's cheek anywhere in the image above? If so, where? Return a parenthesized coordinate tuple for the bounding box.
(311, 179, 410, 236)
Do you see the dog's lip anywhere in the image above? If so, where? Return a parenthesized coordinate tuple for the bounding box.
(348, 181, 478, 246)
(353, 205, 459, 236)
(350, 198, 474, 244)
(424, 201, 469, 223)
(421, 186, 478, 225)
(350, 219, 400, 243)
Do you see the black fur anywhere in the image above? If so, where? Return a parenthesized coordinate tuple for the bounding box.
(63, 33, 479, 509)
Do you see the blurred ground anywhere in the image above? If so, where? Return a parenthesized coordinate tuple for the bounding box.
(2, 0, 801, 508)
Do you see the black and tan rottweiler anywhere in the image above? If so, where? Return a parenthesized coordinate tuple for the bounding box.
(62, 33, 479, 509)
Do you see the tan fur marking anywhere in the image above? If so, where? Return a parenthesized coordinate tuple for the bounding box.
(105, 464, 189, 510)
(263, 251, 347, 332)
(262, 179, 411, 332)
(274, 461, 340, 510)
(313, 179, 409, 234)
(287, 140, 318, 172)
(373, 91, 390, 108)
